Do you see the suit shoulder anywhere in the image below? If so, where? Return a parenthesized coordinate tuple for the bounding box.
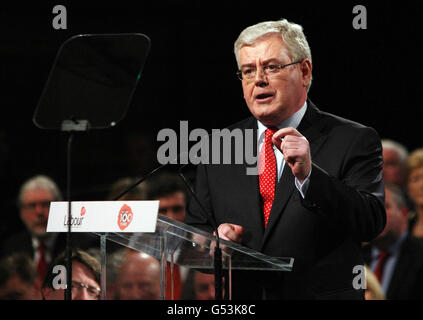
(225, 116, 256, 130)
(317, 108, 380, 138)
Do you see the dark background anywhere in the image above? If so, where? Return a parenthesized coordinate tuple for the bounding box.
(0, 0, 421, 240)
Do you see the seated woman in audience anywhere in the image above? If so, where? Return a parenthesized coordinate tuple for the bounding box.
(406, 149, 423, 238)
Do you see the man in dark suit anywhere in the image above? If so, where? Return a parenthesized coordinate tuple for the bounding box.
(1, 175, 65, 282)
(1, 175, 97, 283)
(185, 19, 386, 299)
(363, 184, 423, 299)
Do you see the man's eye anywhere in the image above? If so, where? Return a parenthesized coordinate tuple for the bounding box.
(243, 68, 254, 75)
(267, 65, 279, 71)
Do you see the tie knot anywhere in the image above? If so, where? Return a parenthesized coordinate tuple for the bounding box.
(265, 128, 278, 141)
(39, 243, 45, 252)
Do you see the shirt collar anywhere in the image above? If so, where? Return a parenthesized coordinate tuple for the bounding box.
(32, 233, 58, 250)
(257, 101, 308, 142)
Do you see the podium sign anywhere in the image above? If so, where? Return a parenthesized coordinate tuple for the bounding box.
(46, 201, 293, 300)
(47, 201, 159, 233)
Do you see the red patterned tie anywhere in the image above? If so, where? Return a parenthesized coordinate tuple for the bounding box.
(259, 128, 277, 228)
(374, 251, 389, 283)
(37, 243, 47, 281)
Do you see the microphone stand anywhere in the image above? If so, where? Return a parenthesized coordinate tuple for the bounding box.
(113, 163, 168, 201)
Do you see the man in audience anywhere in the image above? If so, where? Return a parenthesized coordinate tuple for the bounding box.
(1, 175, 64, 282)
(114, 249, 161, 300)
(107, 176, 148, 201)
(381, 139, 409, 188)
(181, 270, 225, 300)
(1, 175, 96, 282)
(147, 172, 188, 223)
(0, 253, 40, 300)
(363, 184, 423, 299)
(194, 271, 219, 300)
(41, 249, 101, 300)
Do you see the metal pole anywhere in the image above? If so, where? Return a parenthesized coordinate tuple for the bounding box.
(64, 133, 74, 300)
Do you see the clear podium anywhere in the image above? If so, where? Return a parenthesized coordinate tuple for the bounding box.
(92, 215, 294, 300)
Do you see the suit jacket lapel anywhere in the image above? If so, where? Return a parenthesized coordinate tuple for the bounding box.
(261, 100, 328, 248)
(261, 161, 296, 247)
(238, 118, 266, 239)
(386, 236, 414, 299)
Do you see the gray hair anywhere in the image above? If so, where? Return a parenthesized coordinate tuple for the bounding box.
(385, 183, 406, 209)
(382, 139, 409, 164)
(18, 175, 62, 207)
(234, 19, 313, 91)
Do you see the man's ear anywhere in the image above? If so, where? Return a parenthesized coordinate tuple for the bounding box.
(301, 59, 312, 87)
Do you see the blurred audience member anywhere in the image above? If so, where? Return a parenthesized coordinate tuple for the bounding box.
(41, 249, 101, 300)
(1, 175, 62, 282)
(382, 139, 409, 188)
(0, 175, 97, 282)
(407, 149, 423, 238)
(363, 184, 423, 299)
(364, 265, 385, 300)
(147, 172, 188, 223)
(194, 271, 220, 300)
(181, 270, 224, 300)
(107, 176, 148, 201)
(0, 253, 39, 300)
(114, 249, 161, 300)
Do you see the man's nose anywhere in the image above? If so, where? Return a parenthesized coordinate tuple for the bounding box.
(35, 204, 48, 216)
(254, 67, 268, 87)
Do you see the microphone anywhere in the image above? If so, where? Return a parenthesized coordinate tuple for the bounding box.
(113, 163, 168, 200)
(113, 150, 191, 200)
(178, 164, 223, 301)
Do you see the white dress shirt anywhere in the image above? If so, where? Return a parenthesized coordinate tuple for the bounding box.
(257, 101, 310, 198)
(32, 234, 57, 266)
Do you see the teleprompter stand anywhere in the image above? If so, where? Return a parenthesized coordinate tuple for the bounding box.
(33, 33, 151, 300)
(61, 120, 89, 300)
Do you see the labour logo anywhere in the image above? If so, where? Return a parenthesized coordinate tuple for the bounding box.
(80, 206, 86, 216)
(118, 204, 133, 231)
